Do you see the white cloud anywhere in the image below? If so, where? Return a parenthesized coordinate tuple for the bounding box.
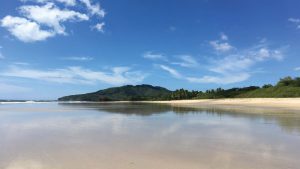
(141, 34, 284, 85)
(208, 48, 280, 75)
(0, 65, 146, 85)
(220, 32, 228, 41)
(56, 0, 76, 6)
(187, 73, 250, 84)
(152, 38, 285, 85)
(201, 43, 284, 84)
(288, 18, 300, 29)
(93, 22, 105, 32)
(20, 3, 89, 35)
(1, 15, 55, 42)
(254, 48, 283, 61)
(1, 0, 105, 42)
(143, 51, 167, 60)
(159, 65, 182, 78)
(63, 56, 93, 61)
(172, 55, 198, 68)
(288, 18, 300, 23)
(295, 67, 300, 71)
(21, 0, 77, 6)
(210, 33, 234, 52)
(79, 0, 105, 17)
(209, 56, 254, 75)
(158, 63, 251, 84)
(13, 62, 30, 65)
(143, 52, 197, 67)
(190, 41, 285, 84)
(158, 64, 250, 84)
(210, 41, 233, 52)
(20, 0, 105, 15)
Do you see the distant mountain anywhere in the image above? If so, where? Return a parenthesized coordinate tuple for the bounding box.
(58, 84, 172, 101)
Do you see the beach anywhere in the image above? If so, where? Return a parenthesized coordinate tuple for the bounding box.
(56, 98, 300, 112)
(143, 98, 300, 111)
(1, 102, 300, 169)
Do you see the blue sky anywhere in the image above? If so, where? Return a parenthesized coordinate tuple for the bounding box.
(0, 0, 300, 100)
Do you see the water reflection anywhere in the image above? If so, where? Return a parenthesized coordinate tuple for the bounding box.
(59, 102, 173, 116)
(0, 103, 299, 169)
(59, 102, 300, 134)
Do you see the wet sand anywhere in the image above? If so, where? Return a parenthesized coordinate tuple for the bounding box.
(0, 103, 300, 169)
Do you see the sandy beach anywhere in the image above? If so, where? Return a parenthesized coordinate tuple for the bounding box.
(57, 98, 300, 112)
(142, 98, 300, 111)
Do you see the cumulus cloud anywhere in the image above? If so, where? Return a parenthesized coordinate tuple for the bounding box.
(295, 67, 300, 71)
(92, 22, 105, 32)
(1, 16, 55, 42)
(209, 47, 283, 76)
(210, 41, 233, 52)
(56, 0, 77, 6)
(0, 65, 146, 85)
(1, 0, 105, 42)
(210, 33, 234, 52)
(220, 32, 228, 41)
(21, 0, 77, 6)
(79, 0, 105, 17)
(20, 3, 89, 35)
(20, 0, 105, 16)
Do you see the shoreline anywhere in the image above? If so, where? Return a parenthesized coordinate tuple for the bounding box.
(141, 98, 300, 111)
(58, 98, 300, 111)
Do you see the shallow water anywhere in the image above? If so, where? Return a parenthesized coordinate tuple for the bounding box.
(0, 103, 300, 169)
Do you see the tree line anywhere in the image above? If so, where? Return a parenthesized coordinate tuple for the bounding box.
(168, 76, 300, 100)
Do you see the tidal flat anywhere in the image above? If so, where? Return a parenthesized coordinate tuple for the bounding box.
(0, 102, 300, 169)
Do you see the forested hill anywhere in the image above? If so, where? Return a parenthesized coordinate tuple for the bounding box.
(58, 84, 172, 101)
(58, 76, 300, 101)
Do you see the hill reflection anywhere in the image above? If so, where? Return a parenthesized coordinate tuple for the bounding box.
(59, 102, 300, 134)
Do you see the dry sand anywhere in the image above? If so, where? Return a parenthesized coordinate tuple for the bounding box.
(141, 98, 300, 111)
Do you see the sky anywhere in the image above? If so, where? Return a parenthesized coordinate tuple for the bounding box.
(0, 0, 300, 100)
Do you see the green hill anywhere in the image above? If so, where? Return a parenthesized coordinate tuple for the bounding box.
(58, 76, 300, 101)
(236, 86, 300, 98)
(193, 76, 300, 99)
(58, 84, 172, 101)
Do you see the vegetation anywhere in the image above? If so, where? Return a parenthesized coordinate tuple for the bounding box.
(58, 76, 300, 101)
(58, 84, 172, 101)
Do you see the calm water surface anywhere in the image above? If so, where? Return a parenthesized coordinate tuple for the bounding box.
(0, 103, 300, 169)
